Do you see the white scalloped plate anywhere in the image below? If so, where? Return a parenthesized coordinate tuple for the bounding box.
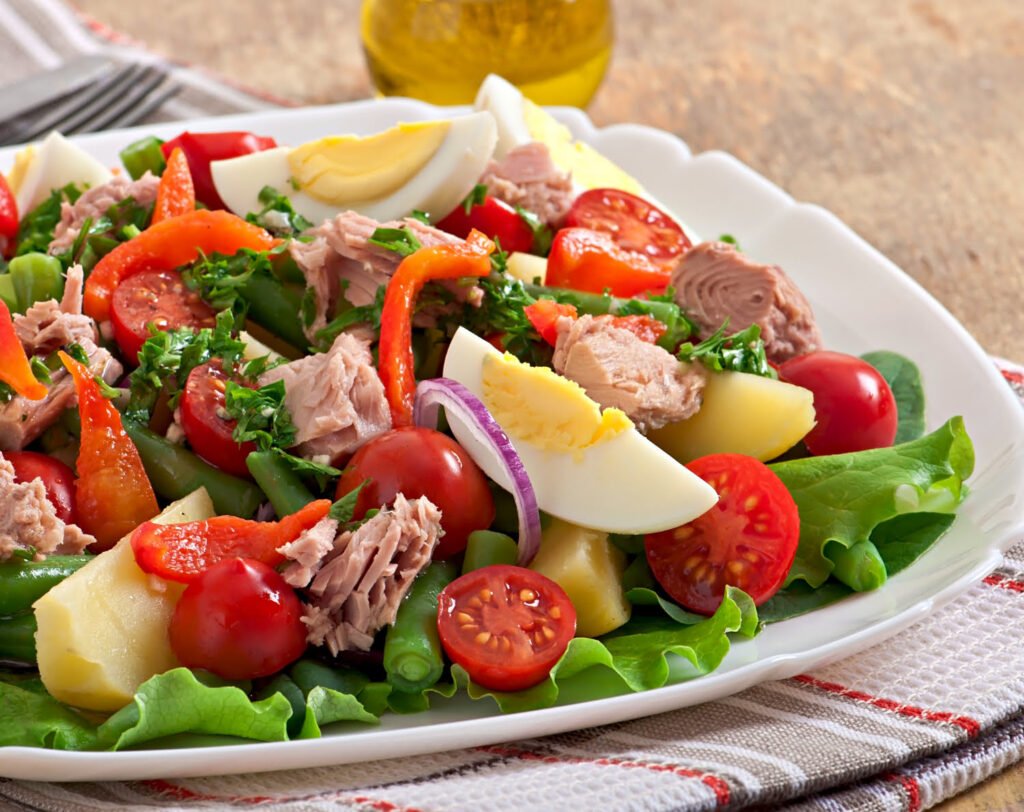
(2, 100, 1023, 782)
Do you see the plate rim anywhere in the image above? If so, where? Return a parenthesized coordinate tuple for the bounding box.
(2, 98, 1023, 782)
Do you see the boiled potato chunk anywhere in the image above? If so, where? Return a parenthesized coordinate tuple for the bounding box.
(505, 252, 547, 284)
(34, 489, 215, 712)
(649, 371, 815, 462)
(530, 517, 630, 638)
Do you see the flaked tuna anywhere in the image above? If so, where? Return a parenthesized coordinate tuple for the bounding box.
(552, 314, 706, 433)
(280, 495, 442, 654)
(671, 241, 821, 363)
(14, 265, 96, 355)
(48, 174, 160, 255)
(258, 332, 390, 464)
(479, 142, 574, 227)
(0, 453, 95, 561)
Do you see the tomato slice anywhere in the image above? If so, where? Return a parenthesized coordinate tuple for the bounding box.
(777, 351, 898, 456)
(110, 269, 216, 361)
(524, 299, 578, 345)
(436, 195, 534, 254)
(644, 454, 799, 614)
(436, 565, 576, 692)
(546, 228, 671, 298)
(4, 450, 76, 525)
(179, 361, 257, 478)
(565, 188, 691, 270)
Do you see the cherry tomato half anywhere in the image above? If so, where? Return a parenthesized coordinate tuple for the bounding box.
(179, 361, 257, 478)
(524, 299, 578, 345)
(110, 269, 216, 362)
(336, 427, 494, 559)
(161, 131, 278, 210)
(777, 351, 898, 456)
(645, 453, 799, 615)
(437, 565, 576, 692)
(4, 450, 76, 524)
(436, 195, 534, 254)
(546, 228, 671, 298)
(564, 188, 691, 271)
(169, 557, 308, 680)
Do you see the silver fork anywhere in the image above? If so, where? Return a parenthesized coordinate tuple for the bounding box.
(0, 60, 181, 148)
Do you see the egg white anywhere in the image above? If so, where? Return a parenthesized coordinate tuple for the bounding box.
(441, 327, 718, 534)
(211, 112, 498, 227)
(12, 131, 112, 214)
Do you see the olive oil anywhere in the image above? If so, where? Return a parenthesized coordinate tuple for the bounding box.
(360, 0, 613, 107)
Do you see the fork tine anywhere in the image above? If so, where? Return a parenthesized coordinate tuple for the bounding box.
(100, 80, 182, 131)
(76, 70, 176, 134)
(45, 65, 161, 138)
(0, 62, 145, 146)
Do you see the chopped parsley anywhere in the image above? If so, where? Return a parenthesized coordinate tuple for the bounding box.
(181, 247, 284, 316)
(273, 449, 342, 491)
(409, 209, 431, 225)
(514, 206, 553, 256)
(55, 194, 153, 272)
(462, 183, 488, 214)
(245, 185, 313, 237)
(367, 226, 422, 258)
(223, 378, 296, 452)
(717, 233, 741, 250)
(14, 184, 81, 257)
(615, 287, 696, 351)
(314, 284, 387, 352)
(676, 321, 775, 378)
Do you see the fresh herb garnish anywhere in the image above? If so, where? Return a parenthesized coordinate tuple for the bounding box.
(181, 247, 282, 315)
(93, 375, 122, 400)
(65, 343, 90, 366)
(245, 185, 313, 237)
(28, 356, 52, 386)
(615, 287, 696, 351)
(55, 195, 153, 272)
(514, 206, 553, 256)
(14, 185, 81, 256)
(462, 183, 488, 215)
(126, 310, 245, 421)
(676, 321, 775, 377)
(314, 285, 387, 351)
(459, 273, 546, 363)
(273, 448, 342, 491)
(409, 209, 431, 225)
(717, 233, 741, 250)
(367, 226, 422, 258)
(223, 379, 296, 451)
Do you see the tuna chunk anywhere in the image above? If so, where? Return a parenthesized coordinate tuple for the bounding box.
(552, 315, 706, 432)
(281, 494, 442, 654)
(259, 332, 390, 464)
(14, 264, 96, 355)
(479, 142, 574, 227)
(48, 173, 160, 255)
(0, 338, 122, 451)
(671, 242, 821, 363)
(290, 211, 467, 341)
(0, 453, 96, 561)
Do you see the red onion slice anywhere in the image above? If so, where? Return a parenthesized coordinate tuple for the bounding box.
(414, 377, 542, 565)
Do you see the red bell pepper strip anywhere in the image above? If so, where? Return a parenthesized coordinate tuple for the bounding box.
(378, 230, 495, 427)
(0, 174, 17, 259)
(59, 351, 159, 551)
(151, 147, 195, 225)
(524, 299, 667, 347)
(161, 131, 278, 210)
(83, 209, 280, 323)
(130, 499, 332, 583)
(0, 300, 46, 400)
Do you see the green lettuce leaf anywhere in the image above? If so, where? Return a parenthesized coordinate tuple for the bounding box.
(862, 350, 926, 443)
(451, 586, 758, 714)
(772, 417, 973, 588)
(297, 687, 380, 738)
(0, 674, 98, 750)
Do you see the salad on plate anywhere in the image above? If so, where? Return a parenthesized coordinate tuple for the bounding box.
(0, 75, 973, 753)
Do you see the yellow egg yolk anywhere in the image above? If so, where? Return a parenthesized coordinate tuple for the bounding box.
(521, 100, 644, 194)
(481, 352, 631, 453)
(288, 121, 450, 204)
(6, 145, 36, 198)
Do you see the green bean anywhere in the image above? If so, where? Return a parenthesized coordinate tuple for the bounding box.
(0, 613, 38, 664)
(8, 253, 63, 313)
(828, 540, 888, 592)
(383, 561, 457, 694)
(240, 275, 309, 351)
(462, 530, 518, 575)
(0, 556, 92, 615)
(246, 451, 315, 517)
(124, 422, 264, 517)
(253, 673, 306, 739)
(290, 659, 369, 697)
(119, 136, 166, 180)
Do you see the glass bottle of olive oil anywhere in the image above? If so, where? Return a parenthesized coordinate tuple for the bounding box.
(360, 0, 613, 107)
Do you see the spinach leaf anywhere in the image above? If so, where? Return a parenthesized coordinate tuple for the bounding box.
(861, 350, 926, 443)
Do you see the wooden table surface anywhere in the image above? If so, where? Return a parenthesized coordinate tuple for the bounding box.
(74, 0, 1024, 806)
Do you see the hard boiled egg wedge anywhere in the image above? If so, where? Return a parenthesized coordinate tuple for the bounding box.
(211, 112, 497, 226)
(442, 327, 718, 534)
(6, 131, 112, 214)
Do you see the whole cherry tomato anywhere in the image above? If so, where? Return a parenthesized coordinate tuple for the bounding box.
(335, 426, 494, 559)
(777, 351, 898, 455)
(436, 564, 576, 691)
(645, 453, 800, 615)
(4, 450, 76, 524)
(169, 557, 308, 680)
